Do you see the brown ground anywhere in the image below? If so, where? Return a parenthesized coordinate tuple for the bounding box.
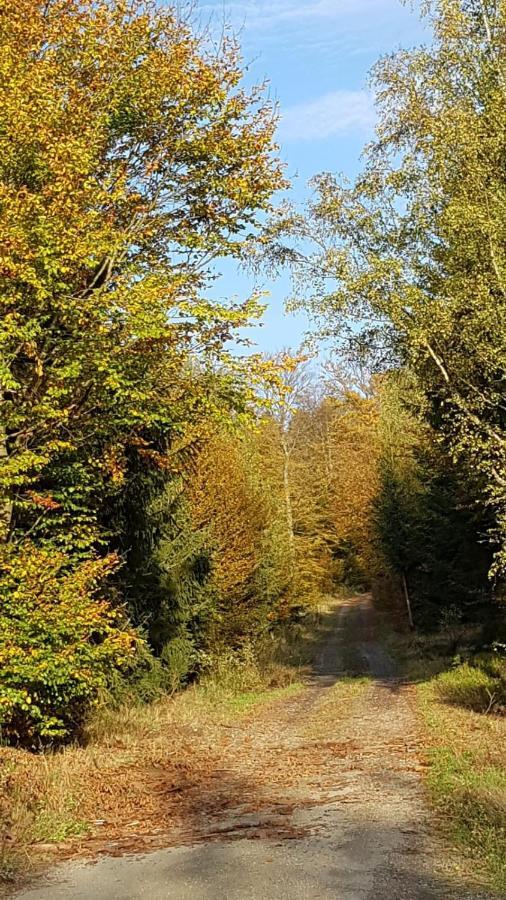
(8, 595, 498, 899)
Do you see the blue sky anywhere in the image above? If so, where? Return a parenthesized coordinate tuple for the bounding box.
(201, 0, 427, 354)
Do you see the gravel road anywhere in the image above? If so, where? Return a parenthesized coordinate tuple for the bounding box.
(13, 596, 495, 900)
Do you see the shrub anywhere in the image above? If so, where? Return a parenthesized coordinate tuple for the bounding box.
(434, 662, 506, 714)
(0, 543, 138, 746)
(97, 643, 172, 709)
(198, 642, 265, 697)
(160, 635, 196, 693)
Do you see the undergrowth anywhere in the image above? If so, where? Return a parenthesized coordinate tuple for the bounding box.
(433, 661, 506, 715)
(418, 680, 506, 894)
(376, 609, 506, 894)
(0, 598, 336, 888)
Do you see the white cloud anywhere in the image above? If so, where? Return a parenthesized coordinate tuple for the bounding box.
(198, 0, 413, 64)
(262, 0, 386, 28)
(202, 0, 388, 30)
(279, 89, 375, 141)
(198, 1, 426, 108)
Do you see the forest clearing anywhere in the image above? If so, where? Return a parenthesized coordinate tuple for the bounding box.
(0, 0, 505, 897)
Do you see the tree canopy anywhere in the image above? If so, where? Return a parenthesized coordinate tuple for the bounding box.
(260, 0, 506, 578)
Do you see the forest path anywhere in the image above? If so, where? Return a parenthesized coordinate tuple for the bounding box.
(14, 596, 493, 900)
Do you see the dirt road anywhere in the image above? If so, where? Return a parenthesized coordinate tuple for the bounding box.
(14, 596, 494, 899)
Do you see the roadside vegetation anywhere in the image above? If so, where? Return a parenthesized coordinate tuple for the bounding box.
(420, 677, 506, 893)
(0, 600, 342, 885)
(375, 610, 506, 893)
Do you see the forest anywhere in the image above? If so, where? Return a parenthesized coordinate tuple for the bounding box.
(0, 0, 505, 893)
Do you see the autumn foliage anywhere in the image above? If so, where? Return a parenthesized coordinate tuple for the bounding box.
(0, 545, 136, 744)
(1, 0, 504, 751)
(0, 0, 286, 743)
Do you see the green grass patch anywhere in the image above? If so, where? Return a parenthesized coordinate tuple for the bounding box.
(418, 678, 506, 893)
(223, 682, 305, 714)
(373, 603, 506, 893)
(432, 662, 506, 715)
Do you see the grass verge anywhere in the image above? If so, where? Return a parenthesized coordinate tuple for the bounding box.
(377, 616, 506, 894)
(418, 680, 506, 893)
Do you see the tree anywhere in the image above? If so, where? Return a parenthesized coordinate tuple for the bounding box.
(188, 427, 269, 643)
(0, 547, 136, 746)
(258, 352, 314, 576)
(0, 0, 285, 553)
(324, 390, 380, 588)
(374, 372, 494, 631)
(0, 0, 286, 743)
(262, 0, 506, 578)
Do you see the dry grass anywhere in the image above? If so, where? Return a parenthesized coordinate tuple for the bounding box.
(304, 677, 371, 741)
(418, 678, 506, 893)
(375, 614, 506, 893)
(0, 678, 307, 890)
(0, 603, 344, 890)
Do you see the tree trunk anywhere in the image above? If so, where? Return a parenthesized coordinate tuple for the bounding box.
(402, 570, 414, 630)
(281, 436, 295, 567)
(0, 394, 13, 541)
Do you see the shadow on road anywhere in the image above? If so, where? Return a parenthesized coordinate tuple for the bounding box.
(12, 595, 498, 900)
